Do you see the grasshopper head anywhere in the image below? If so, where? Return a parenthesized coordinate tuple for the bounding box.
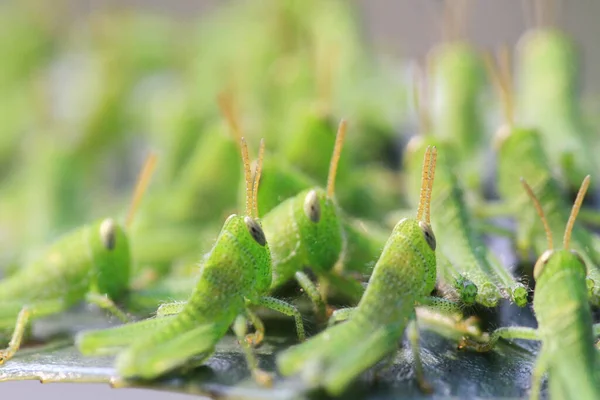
(221, 214, 272, 297)
(90, 218, 130, 300)
(293, 187, 343, 273)
(533, 249, 587, 281)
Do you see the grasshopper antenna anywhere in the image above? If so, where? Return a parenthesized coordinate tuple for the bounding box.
(412, 65, 432, 136)
(126, 152, 158, 228)
(252, 139, 265, 219)
(417, 146, 437, 224)
(218, 91, 242, 146)
(564, 175, 590, 249)
(240, 137, 253, 217)
(520, 178, 554, 250)
(484, 45, 514, 128)
(326, 119, 347, 198)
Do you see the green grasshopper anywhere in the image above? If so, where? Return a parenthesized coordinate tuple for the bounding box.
(76, 138, 305, 385)
(516, 1, 598, 193)
(460, 176, 600, 399)
(0, 153, 157, 364)
(487, 47, 600, 305)
(150, 120, 381, 320)
(405, 74, 526, 307)
(277, 146, 467, 395)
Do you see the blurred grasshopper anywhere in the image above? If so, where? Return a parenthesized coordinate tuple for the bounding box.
(405, 72, 526, 307)
(460, 177, 600, 399)
(487, 47, 600, 305)
(77, 138, 305, 385)
(427, 0, 487, 191)
(516, 0, 598, 193)
(0, 153, 157, 364)
(130, 93, 244, 279)
(277, 146, 467, 395)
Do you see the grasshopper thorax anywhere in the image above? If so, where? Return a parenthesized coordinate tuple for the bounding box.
(89, 218, 130, 300)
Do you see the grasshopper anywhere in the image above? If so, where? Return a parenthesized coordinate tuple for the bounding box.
(460, 176, 600, 399)
(405, 72, 526, 307)
(0, 152, 157, 364)
(277, 146, 467, 395)
(516, 0, 598, 193)
(487, 47, 600, 305)
(152, 120, 380, 320)
(76, 138, 305, 385)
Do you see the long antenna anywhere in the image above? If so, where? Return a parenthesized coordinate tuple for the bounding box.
(252, 138, 265, 219)
(217, 91, 242, 145)
(326, 119, 347, 198)
(564, 175, 590, 249)
(240, 137, 253, 217)
(126, 152, 158, 228)
(417, 146, 437, 224)
(484, 47, 514, 128)
(412, 65, 431, 136)
(520, 178, 554, 250)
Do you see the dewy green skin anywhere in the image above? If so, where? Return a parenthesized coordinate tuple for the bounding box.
(0, 154, 158, 364)
(487, 48, 600, 305)
(277, 146, 465, 396)
(76, 138, 305, 386)
(461, 177, 600, 400)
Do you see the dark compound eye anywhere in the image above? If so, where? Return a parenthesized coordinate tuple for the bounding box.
(303, 190, 321, 223)
(419, 221, 436, 251)
(244, 216, 266, 246)
(99, 218, 117, 251)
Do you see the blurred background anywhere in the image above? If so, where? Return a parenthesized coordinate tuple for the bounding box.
(1, 0, 599, 398)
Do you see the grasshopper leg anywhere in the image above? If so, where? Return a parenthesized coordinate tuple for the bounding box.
(407, 315, 433, 394)
(256, 297, 305, 341)
(419, 296, 463, 317)
(156, 301, 186, 317)
(295, 271, 326, 320)
(232, 315, 272, 387)
(86, 293, 130, 323)
(327, 307, 355, 327)
(459, 326, 540, 352)
(0, 307, 31, 365)
(244, 307, 265, 347)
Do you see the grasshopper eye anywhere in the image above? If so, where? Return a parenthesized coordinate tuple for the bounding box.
(303, 190, 321, 223)
(418, 221, 436, 251)
(533, 250, 553, 280)
(244, 216, 266, 246)
(99, 218, 117, 251)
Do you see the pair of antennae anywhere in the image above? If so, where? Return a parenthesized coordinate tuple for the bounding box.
(241, 137, 265, 219)
(484, 46, 514, 127)
(416, 146, 437, 225)
(126, 153, 158, 228)
(520, 175, 590, 250)
(326, 119, 348, 198)
(217, 91, 243, 146)
(412, 66, 432, 136)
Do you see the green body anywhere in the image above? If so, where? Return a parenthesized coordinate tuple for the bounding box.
(79, 214, 272, 379)
(533, 251, 600, 399)
(277, 217, 435, 395)
(516, 29, 598, 190)
(0, 219, 130, 328)
(497, 128, 600, 304)
(406, 139, 525, 307)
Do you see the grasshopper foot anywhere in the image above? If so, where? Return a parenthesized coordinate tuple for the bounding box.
(253, 369, 273, 387)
